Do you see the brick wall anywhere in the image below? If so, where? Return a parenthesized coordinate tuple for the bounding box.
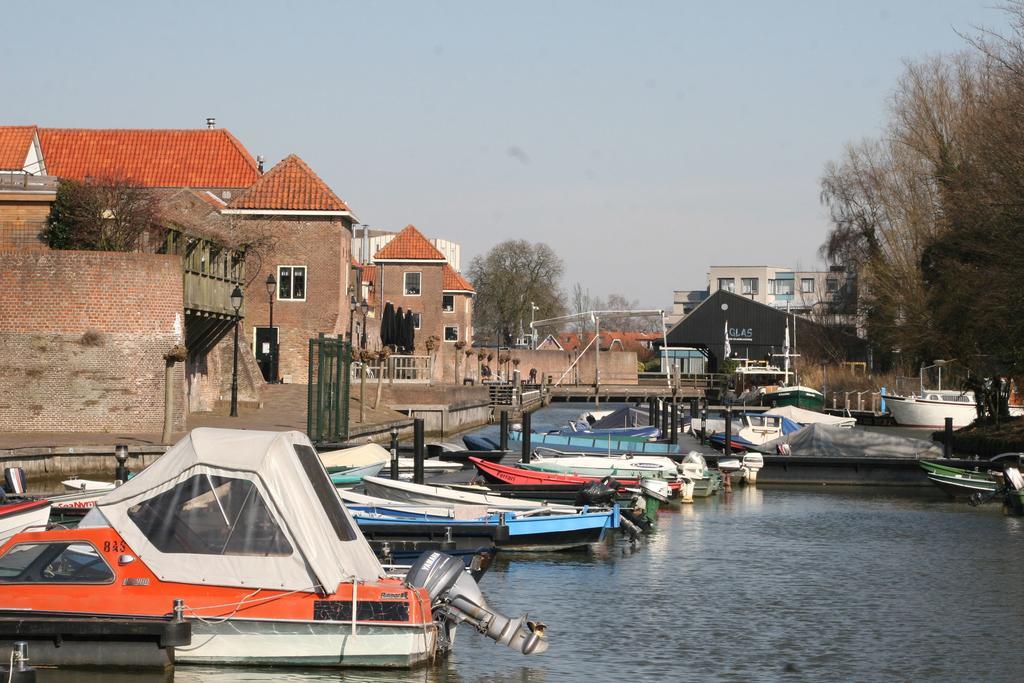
(0, 250, 187, 432)
(458, 348, 639, 385)
(241, 216, 352, 383)
(377, 261, 444, 352)
(186, 332, 264, 412)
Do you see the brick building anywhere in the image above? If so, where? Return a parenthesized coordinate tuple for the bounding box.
(222, 154, 357, 383)
(363, 225, 474, 381)
(0, 123, 262, 431)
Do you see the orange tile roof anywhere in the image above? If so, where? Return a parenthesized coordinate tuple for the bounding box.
(442, 263, 475, 292)
(227, 154, 351, 212)
(360, 263, 378, 285)
(37, 128, 260, 188)
(373, 225, 447, 261)
(0, 126, 36, 171)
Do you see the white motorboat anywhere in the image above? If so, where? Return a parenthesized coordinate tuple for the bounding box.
(61, 477, 116, 492)
(320, 444, 463, 477)
(362, 475, 572, 512)
(522, 454, 681, 481)
(0, 429, 548, 668)
(766, 405, 856, 428)
(886, 390, 977, 428)
(0, 499, 51, 545)
(339, 489, 574, 517)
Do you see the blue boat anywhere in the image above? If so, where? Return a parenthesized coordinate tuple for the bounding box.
(507, 431, 683, 455)
(463, 434, 501, 451)
(551, 421, 661, 440)
(350, 504, 620, 552)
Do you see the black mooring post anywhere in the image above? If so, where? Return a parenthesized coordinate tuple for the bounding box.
(944, 417, 953, 459)
(648, 398, 656, 426)
(389, 427, 400, 480)
(661, 399, 669, 437)
(413, 419, 425, 484)
(690, 397, 699, 420)
(670, 398, 678, 443)
(521, 411, 532, 464)
(499, 410, 509, 451)
(700, 398, 707, 446)
(724, 405, 733, 457)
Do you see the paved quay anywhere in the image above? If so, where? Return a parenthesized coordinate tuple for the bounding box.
(0, 384, 412, 454)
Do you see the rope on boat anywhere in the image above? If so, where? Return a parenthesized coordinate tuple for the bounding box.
(180, 584, 322, 623)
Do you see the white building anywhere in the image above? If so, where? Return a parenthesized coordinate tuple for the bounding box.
(707, 265, 847, 314)
(353, 228, 461, 271)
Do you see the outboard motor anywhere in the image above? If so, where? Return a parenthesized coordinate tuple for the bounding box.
(406, 551, 548, 655)
(575, 476, 619, 507)
(4, 468, 27, 495)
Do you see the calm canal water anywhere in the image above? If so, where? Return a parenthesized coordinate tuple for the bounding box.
(37, 404, 1024, 683)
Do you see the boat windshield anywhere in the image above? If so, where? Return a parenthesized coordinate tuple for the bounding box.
(0, 541, 114, 584)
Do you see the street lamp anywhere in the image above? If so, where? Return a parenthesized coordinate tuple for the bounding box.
(265, 273, 276, 383)
(229, 285, 243, 417)
(360, 298, 370, 349)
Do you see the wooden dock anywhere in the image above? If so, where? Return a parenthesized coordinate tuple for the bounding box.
(546, 384, 704, 403)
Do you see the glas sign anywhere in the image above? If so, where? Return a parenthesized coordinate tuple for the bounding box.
(278, 266, 306, 300)
(728, 326, 753, 341)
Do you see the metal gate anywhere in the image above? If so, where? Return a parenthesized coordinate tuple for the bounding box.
(307, 334, 351, 444)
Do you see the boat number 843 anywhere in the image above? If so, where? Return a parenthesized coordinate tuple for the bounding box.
(103, 540, 128, 553)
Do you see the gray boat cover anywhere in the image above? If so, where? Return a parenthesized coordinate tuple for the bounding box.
(755, 423, 942, 459)
(591, 407, 651, 429)
(82, 428, 384, 592)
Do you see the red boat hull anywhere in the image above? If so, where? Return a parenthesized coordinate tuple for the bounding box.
(0, 499, 49, 519)
(469, 457, 680, 490)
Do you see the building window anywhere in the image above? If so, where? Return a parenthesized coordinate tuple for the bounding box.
(801, 278, 815, 293)
(826, 278, 838, 293)
(404, 272, 421, 296)
(767, 279, 776, 294)
(741, 278, 758, 295)
(444, 325, 459, 342)
(278, 266, 306, 301)
(442, 294, 454, 312)
(413, 312, 421, 330)
(717, 278, 735, 293)
(776, 279, 794, 295)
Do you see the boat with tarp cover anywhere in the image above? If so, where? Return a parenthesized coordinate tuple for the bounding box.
(0, 428, 547, 669)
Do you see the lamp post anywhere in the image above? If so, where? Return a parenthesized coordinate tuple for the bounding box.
(229, 285, 243, 417)
(348, 294, 358, 346)
(265, 274, 276, 383)
(360, 298, 370, 349)
(530, 301, 539, 349)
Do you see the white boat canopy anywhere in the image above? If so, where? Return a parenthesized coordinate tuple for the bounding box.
(82, 428, 384, 593)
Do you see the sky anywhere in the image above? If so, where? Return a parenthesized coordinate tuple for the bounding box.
(2, 1, 1012, 308)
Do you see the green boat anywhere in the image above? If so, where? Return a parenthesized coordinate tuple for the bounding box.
(761, 385, 824, 411)
(919, 461, 999, 499)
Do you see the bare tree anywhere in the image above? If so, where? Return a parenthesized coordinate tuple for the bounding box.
(46, 177, 161, 251)
(467, 240, 566, 344)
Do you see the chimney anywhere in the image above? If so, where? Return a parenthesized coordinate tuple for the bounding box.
(257, 155, 265, 173)
(205, 117, 216, 129)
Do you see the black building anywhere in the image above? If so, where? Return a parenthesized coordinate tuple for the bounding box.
(665, 289, 869, 372)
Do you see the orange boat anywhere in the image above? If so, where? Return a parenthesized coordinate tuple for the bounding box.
(0, 429, 547, 669)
